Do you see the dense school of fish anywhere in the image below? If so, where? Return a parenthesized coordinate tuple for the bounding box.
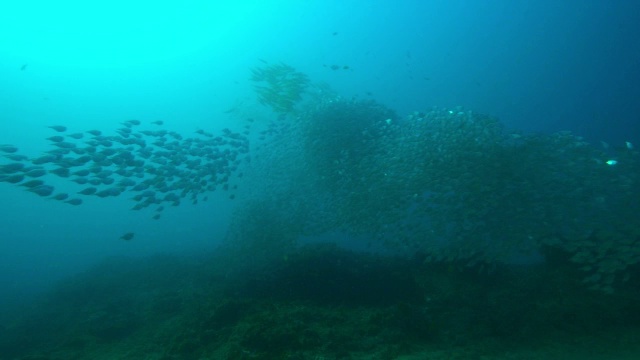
(2, 64, 639, 294)
(226, 80, 640, 294)
(0, 120, 250, 219)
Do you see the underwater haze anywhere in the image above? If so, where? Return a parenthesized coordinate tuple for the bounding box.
(1, 1, 640, 359)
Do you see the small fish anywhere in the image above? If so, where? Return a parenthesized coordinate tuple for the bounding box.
(68, 133, 84, 139)
(50, 168, 71, 177)
(28, 185, 54, 197)
(72, 177, 89, 185)
(20, 180, 45, 188)
(65, 198, 83, 205)
(131, 203, 145, 210)
(72, 155, 92, 165)
(3, 174, 24, 183)
(93, 189, 111, 198)
(46, 148, 69, 156)
(606, 160, 618, 166)
(4, 154, 28, 161)
(53, 193, 70, 201)
(78, 187, 97, 195)
(626, 141, 634, 150)
(120, 232, 135, 241)
(25, 168, 47, 177)
(31, 155, 58, 165)
(48, 125, 67, 132)
(46, 136, 65, 142)
(1, 162, 25, 174)
(0, 144, 18, 153)
(21, 64, 28, 71)
(53, 142, 76, 149)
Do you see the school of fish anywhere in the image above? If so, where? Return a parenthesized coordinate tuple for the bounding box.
(1, 120, 250, 219)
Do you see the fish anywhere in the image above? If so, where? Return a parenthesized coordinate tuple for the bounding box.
(46, 149, 69, 156)
(52, 193, 70, 201)
(24, 168, 47, 177)
(53, 142, 76, 149)
(20, 180, 45, 188)
(4, 154, 29, 161)
(0, 145, 18, 153)
(72, 155, 92, 165)
(3, 174, 24, 183)
(120, 232, 135, 241)
(0, 116, 252, 221)
(65, 198, 83, 205)
(72, 177, 89, 185)
(46, 136, 65, 142)
(99, 148, 118, 156)
(1, 163, 25, 174)
(95, 187, 121, 197)
(78, 187, 97, 195)
(95, 170, 114, 178)
(68, 133, 84, 139)
(118, 178, 136, 187)
(50, 168, 71, 177)
(32, 155, 58, 165)
(48, 125, 67, 132)
(28, 185, 54, 197)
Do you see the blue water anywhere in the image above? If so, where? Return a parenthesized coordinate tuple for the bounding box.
(1, 0, 639, 308)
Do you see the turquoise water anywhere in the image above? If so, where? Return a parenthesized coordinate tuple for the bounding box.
(1, 1, 639, 358)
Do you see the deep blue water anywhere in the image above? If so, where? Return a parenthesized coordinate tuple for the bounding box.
(1, 0, 639, 307)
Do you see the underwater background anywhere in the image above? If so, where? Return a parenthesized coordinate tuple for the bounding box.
(1, 1, 640, 359)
